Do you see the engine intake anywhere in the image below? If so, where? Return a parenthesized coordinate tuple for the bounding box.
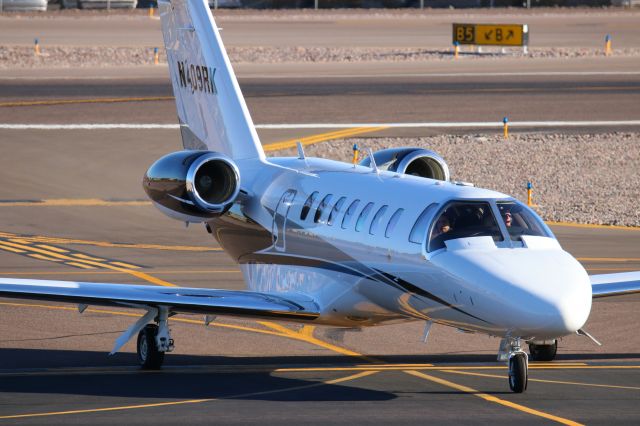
(143, 150, 240, 222)
(359, 147, 450, 181)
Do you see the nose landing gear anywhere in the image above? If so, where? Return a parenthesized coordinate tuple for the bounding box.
(508, 352, 528, 393)
(499, 337, 528, 393)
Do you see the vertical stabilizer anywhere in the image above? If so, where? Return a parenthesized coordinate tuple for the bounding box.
(158, 0, 265, 161)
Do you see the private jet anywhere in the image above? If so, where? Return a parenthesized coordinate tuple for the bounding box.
(1, 0, 639, 393)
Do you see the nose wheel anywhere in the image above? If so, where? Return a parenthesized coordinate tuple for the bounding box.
(499, 337, 529, 393)
(508, 352, 528, 393)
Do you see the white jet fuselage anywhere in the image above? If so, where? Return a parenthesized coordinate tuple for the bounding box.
(212, 156, 593, 341)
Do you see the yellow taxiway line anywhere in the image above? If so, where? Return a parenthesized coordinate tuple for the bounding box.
(547, 221, 640, 232)
(0, 199, 150, 207)
(0, 240, 176, 287)
(263, 126, 388, 152)
(0, 96, 174, 108)
(0, 231, 219, 252)
(442, 369, 640, 391)
(404, 370, 582, 426)
(0, 370, 377, 420)
(0, 269, 240, 276)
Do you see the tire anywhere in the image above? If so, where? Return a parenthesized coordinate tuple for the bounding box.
(508, 353, 527, 393)
(529, 340, 557, 362)
(137, 324, 164, 370)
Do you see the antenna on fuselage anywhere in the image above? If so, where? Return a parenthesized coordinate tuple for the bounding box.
(296, 141, 306, 160)
(366, 148, 379, 174)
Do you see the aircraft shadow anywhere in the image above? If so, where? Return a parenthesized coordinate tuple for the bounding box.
(0, 348, 395, 402)
(3, 348, 638, 401)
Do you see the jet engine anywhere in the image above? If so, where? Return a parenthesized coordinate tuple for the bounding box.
(359, 147, 450, 181)
(143, 150, 240, 222)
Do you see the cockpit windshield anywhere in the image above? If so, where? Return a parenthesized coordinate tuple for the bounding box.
(496, 200, 551, 241)
(428, 201, 503, 252)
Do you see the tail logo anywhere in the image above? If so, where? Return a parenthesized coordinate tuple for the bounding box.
(177, 60, 217, 95)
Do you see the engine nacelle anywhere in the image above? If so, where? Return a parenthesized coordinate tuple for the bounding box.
(143, 150, 240, 222)
(359, 147, 450, 181)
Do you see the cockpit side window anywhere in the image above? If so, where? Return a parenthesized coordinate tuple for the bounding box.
(497, 201, 552, 241)
(428, 201, 503, 252)
(409, 203, 438, 244)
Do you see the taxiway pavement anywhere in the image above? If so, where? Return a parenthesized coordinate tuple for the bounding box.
(2, 10, 640, 424)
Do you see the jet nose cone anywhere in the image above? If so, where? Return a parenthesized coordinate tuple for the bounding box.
(498, 249, 592, 339)
(535, 269, 592, 337)
(431, 240, 592, 339)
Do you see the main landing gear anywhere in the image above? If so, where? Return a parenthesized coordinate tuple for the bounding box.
(499, 337, 528, 393)
(135, 307, 174, 370)
(528, 340, 558, 362)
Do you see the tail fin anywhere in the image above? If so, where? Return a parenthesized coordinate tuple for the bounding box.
(158, 0, 264, 161)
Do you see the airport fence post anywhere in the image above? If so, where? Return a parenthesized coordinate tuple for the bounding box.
(503, 117, 509, 139)
(314, 0, 318, 9)
(527, 181, 533, 206)
(154, 47, 159, 65)
(420, 0, 424, 8)
(214, 0, 218, 9)
(34, 38, 40, 56)
(605, 34, 612, 56)
(453, 41, 459, 59)
(352, 144, 359, 166)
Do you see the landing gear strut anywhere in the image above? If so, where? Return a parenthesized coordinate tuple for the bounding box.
(499, 337, 528, 393)
(528, 340, 557, 362)
(135, 306, 174, 370)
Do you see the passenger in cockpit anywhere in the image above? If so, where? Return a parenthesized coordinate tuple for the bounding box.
(503, 211, 513, 227)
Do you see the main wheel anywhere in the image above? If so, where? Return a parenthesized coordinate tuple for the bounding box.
(529, 340, 557, 362)
(137, 324, 164, 370)
(508, 353, 528, 393)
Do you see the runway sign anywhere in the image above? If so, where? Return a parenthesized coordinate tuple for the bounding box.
(453, 23, 528, 47)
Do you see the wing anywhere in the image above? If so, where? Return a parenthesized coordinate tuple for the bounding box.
(591, 271, 640, 298)
(0, 278, 318, 321)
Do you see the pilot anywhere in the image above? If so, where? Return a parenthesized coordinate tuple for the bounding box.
(433, 215, 452, 238)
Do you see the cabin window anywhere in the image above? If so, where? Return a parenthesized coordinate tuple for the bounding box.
(369, 205, 388, 235)
(314, 194, 333, 223)
(300, 191, 319, 221)
(328, 196, 346, 226)
(496, 201, 551, 241)
(341, 199, 360, 229)
(409, 203, 438, 244)
(385, 208, 404, 238)
(428, 201, 503, 252)
(355, 202, 375, 232)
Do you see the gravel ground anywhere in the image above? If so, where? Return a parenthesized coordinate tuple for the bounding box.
(1, 45, 638, 68)
(270, 132, 640, 227)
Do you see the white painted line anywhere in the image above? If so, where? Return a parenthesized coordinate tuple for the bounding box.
(1, 121, 640, 131)
(0, 124, 179, 130)
(1, 71, 639, 81)
(239, 71, 640, 79)
(257, 121, 640, 129)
